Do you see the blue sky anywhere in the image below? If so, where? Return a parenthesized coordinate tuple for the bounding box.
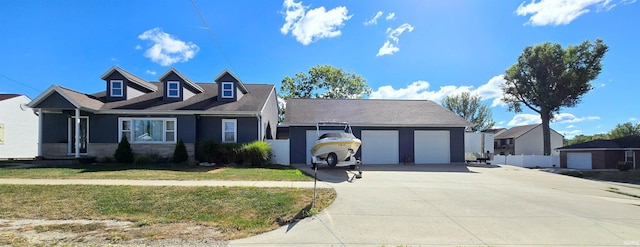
(1, 0, 638, 138)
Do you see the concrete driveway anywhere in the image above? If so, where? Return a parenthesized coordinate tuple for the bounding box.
(230, 164, 640, 246)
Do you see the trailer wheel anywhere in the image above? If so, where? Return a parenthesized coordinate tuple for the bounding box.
(327, 153, 338, 167)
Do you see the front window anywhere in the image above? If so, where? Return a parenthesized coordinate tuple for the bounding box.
(167, 81, 180, 98)
(222, 119, 237, 143)
(222, 82, 234, 98)
(625, 151, 635, 163)
(111, 80, 123, 97)
(119, 118, 176, 143)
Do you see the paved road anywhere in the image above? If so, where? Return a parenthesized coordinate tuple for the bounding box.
(229, 164, 640, 247)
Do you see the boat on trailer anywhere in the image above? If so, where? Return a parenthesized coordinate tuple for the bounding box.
(310, 122, 362, 169)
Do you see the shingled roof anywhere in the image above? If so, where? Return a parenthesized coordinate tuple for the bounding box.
(0, 94, 21, 102)
(494, 124, 540, 139)
(283, 98, 470, 127)
(558, 135, 640, 150)
(100, 66, 158, 92)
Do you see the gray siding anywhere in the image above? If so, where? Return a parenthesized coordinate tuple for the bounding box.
(162, 72, 184, 102)
(104, 71, 150, 102)
(42, 112, 69, 143)
(197, 116, 258, 143)
(260, 86, 278, 140)
(34, 92, 75, 109)
(216, 73, 238, 102)
(288, 126, 466, 164)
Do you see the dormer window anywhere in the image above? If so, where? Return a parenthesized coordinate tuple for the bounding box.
(222, 82, 234, 98)
(167, 81, 180, 98)
(110, 80, 123, 97)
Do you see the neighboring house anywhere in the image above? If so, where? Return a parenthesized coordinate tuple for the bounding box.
(494, 124, 563, 155)
(283, 98, 471, 165)
(0, 94, 38, 159)
(557, 135, 640, 169)
(27, 67, 278, 160)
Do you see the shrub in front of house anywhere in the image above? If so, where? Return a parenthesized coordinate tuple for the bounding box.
(133, 154, 155, 165)
(196, 140, 242, 164)
(617, 161, 632, 171)
(239, 141, 272, 166)
(114, 136, 134, 164)
(172, 139, 189, 164)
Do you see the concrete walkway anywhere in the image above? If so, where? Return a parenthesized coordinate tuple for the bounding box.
(228, 164, 640, 247)
(0, 178, 332, 188)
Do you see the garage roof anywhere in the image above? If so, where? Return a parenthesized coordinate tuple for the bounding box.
(284, 98, 470, 127)
(558, 135, 640, 150)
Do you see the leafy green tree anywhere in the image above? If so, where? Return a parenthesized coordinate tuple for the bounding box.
(502, 39, 608, 155)
(565, 133, 607, 146)
(608, 122, 640, 139)
(279, 65, 372, 121)
(442, 92, 494, 132)
(114, 136, 134, 164)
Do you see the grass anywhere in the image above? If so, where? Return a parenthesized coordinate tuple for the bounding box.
(561, 170, 640, 185)
(0, 164, 313, 181)
(0, 184, 336, 240)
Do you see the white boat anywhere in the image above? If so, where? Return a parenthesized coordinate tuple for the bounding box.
(310, 122, 361, 167)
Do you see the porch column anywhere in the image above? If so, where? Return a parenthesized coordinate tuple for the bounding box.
(74, 108, 80, 158)
(37, 108, 43, 157)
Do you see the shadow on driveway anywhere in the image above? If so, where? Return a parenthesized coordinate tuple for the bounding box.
(292, 163, 480, 183)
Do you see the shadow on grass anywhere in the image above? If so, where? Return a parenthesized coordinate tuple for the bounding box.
(23, 163, 302, 174)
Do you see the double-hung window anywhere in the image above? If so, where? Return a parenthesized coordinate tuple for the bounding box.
(625, 150, 635, 164)
(119, 118, 176, 143)
(222, 82, 234, 98)
(167, 81, 180, 98)
(222, 119, 237, 143)
(111, 80, 123, 97)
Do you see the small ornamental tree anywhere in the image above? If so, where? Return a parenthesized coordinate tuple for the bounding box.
(114, 136, 134, 164)
(172, 139, 189, 163)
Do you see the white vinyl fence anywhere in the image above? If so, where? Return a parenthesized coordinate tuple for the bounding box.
(492, 154, 560, 168)
(266, 140, 290, 166)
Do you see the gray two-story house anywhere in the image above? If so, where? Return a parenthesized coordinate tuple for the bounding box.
(28, 67, 278, 160)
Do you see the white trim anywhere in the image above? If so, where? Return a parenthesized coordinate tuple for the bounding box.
(221, 82, 234, 98)
(167, 81, 180, 98)
(118, 117, 177, 144)
(222, 119, 237, 143)
(110, 80, 124, 97)
(67, 115, 89, 156)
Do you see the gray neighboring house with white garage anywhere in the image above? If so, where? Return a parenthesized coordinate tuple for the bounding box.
(27, 66, 278, 160)
(283, 98, 471, 165)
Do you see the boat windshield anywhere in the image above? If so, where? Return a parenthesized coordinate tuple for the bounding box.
(318, 132, 352, 140)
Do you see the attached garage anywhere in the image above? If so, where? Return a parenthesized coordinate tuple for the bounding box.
(414, 130, 450, 164)
(361, 130, 399, 165)
(567, 153, 592, 169)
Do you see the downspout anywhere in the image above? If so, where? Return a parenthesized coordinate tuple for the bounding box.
(257, 115, 262, 141)
(75, 108, 80, 158)
(38, 108, 42, 157)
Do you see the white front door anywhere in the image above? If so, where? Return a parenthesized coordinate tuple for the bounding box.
(68, 117, 89, 154)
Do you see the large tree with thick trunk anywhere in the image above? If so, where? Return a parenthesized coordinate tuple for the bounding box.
(502, 39, 608, 155)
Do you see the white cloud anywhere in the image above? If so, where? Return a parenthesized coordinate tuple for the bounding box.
(508, 113, 541, 126)
(135, 45, 142, 50)
(506, 112, 600, 126)
(145, 70, 156, 76)
(386, 12, 396, 20)
(376, 41, 399, 57)
(516, 0, 635, 26)
(280, 0, 351, 45)
(364, 11, 383, 25)
(370, 75, 506, 107)
(567, 124, 575, 128)
(599, 83, 606, 87)
(376, 23, 413, 56)
(138, 27, 199, 66)
(559, 129, 583, 138)
(110, 57, 117, 62)
(630, 117, 638, 121)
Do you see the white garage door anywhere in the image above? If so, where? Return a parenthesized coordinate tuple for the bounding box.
(306, 130, 345, 165)
(414, 130, 450, 164)
(361, 130, 399, 165)
(567, 153, 592, 169)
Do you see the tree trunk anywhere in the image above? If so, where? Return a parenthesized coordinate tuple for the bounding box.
(541, 111, 552, 156)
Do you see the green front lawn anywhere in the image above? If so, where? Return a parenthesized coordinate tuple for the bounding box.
(0, 184, 336, 241)
(0, 164, 312, 181)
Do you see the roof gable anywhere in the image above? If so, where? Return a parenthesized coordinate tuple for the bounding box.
(284, 98, 471, 127)
(27, 85, 104, 111)
(495, 124, 540, 139)
(159, 68, 204, 93)
(214, 69, 248, 93)
(100, 66, 157, 92)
